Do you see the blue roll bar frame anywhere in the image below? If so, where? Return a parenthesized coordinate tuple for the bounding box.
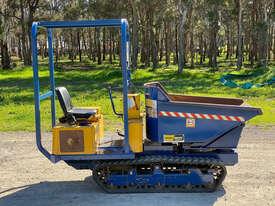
(31, 19, 133, 163)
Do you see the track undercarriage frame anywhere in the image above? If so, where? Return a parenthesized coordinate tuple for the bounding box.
(93, 155, 226, 193)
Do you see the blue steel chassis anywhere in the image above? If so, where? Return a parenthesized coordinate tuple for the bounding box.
(31, 19, 134, 163)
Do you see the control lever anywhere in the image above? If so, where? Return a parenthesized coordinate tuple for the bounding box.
(116, 129, 124, 137)
(108, 86, 123, 117)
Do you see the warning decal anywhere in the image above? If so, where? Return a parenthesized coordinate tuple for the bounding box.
(163, 134, 185, 142)
(164, 134, 175, 142)
(146, 99, 157, 118)
(186, 118, 196, 128)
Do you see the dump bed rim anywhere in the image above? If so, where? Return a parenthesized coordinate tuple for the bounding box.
(144, 82, 262, 114)
(160, 100, 262, 115)
(168, 93, 244, 105)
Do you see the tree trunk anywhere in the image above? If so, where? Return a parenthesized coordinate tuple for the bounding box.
(199, 33, 203, 64)
(250, 0, 257, 65)
(151, 28, 158, 69)
(77, 31, 82, 62)
(92, 30, 96, 62)
(55, 35, 59, 64)
(109, 30, 113, 64)
(272, 25, 275, 60)
(26, 18, 33, 65)
(131, 0, 139, 69)
(112, 35, 116, 61)
(203, 40, 207, 62)
(82, 31, 87, 56)
(258, 1, 268, 67)
(190, 14, 194, 69)
(103, 28, 106, 61)
(236, 0, 243, 70)
(140, 24, 146, 64)
(145, 12, 150, 67)
(68, 32, 75, 62)
(96, 28, 102, 65)
(0, 39, 11, 69)
(267, 22, 272, 61)
(18, 36, 22, 60)
(19, 0, 39, 66)
(173, 22, 179, 64)
(164, 21, 170, 65)
(20, 0, 31, 65)
(59, 36, 64, 58)
(208, 4, 219, 68)
(225, 24, 231, 60)
(88, 30, 93, 60)
(159, 32, 164, 62)
(178, 2, 188, 74)
(149, 10, 158, 69)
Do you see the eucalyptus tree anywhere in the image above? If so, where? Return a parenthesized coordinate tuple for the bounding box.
(176, 0, 193, 73)
(206, 0, 224, 68)
(0, 0, 12, 69)
(236, 0, 243, 70)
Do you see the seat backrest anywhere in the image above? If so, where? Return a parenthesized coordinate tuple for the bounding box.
(55, 87, 73, 116)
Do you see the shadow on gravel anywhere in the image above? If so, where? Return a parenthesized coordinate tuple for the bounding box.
(0, 176, 225, 206)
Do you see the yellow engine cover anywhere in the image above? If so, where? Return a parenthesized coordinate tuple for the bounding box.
(128, 94, 141, 119)
(128, 118, 143, 153)
(52, 123, 99, 155)
(127, 93, 143, 153)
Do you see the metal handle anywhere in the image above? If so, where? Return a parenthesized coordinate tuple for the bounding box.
(108, 86, 123, 117)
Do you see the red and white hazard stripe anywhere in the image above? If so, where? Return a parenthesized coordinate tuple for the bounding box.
(159, 111, 245, 122)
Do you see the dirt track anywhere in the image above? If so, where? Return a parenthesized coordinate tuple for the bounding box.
(0, 126, 274, 206)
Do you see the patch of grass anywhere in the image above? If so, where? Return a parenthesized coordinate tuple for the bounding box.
(0, 61, 274, 131)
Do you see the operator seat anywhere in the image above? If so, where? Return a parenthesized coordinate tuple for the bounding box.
(55, 87, 97, 123)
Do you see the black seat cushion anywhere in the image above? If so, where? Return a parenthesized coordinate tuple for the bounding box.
(55, 87, 96, 120)
(55, 87, 73, 115)
(68, 107, 97, 119)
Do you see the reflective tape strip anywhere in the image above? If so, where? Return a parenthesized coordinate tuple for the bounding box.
(161, 111, 168, 116)
(159, 111, 245, 122)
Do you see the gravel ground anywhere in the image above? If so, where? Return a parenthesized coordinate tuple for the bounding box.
(0, 126, 274, 206)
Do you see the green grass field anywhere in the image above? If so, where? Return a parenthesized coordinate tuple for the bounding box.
(0, 58, 274, 131)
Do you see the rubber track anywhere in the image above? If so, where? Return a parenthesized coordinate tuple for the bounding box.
(93, 155, 227, 193)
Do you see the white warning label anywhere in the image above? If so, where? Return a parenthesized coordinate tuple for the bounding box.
(146, 99, 157, 118)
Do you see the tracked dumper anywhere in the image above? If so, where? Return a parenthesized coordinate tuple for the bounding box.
(31, 19, 262, 193)
(89, 82, 261, 193)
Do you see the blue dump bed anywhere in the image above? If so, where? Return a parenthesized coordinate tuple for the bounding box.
(145, 82, 262, 149)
